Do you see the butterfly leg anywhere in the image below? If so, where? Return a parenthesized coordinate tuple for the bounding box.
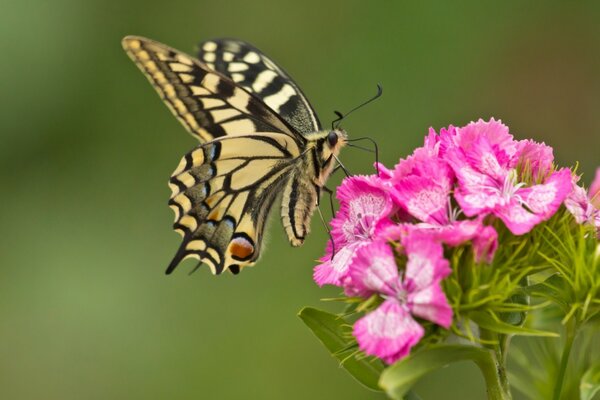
(317, 185, 338, 260)
(332, 155, 351, 177)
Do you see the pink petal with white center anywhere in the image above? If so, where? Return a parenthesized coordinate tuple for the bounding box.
(517, 168, 572, 218)
(348, 241, 399, 297)
(444, 148, 504, 216)
(408, 282, 453, 328)
(517, 139, 554, 180)
(402, 234, 451, 291)
(353, 299, 424, 364)
(331, 176, 393, 244)
(590, 168, 600, 209)
(472, 225, 498, 264)
(392, 176, 450, 224)
(495, 199, 544, 235)
(462, 136, 509, 181)
(313, 241, 364, 287)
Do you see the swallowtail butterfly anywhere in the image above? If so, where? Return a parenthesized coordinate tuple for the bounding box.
(122, 36, 347, 275)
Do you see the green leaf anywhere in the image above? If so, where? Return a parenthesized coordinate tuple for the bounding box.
(470, 311, 559, 337)
(499, 291, 528, 326)
(522, 273, 569, 307)
(298, 307, 383, 391)
(379, 345, 502, 400)
(581, 363, 600, 400)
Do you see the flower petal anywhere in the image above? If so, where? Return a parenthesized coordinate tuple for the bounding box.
(517, 168, 572, 218)
(590, 167, 600, 209)
(472, 225, 498, 264)
(331, 176, 393, 244)
(412, 219, 482, 247)
(313, 242, 363, 287)
(348, 241, 399, 297)
(403, 234, 451, 291)
(392, 175, 451, 224)
(408, 282, 453, 328)
(353, 299, 424, 364)
(517, 139, 554, 179)
(565, 181, 594, 224)
(495, 199, 544, 235)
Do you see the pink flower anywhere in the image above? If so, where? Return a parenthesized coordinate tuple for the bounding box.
(377, 132, 498, 263)
(442, 118, 572, 235)
(517, 140, 554, 181)
(350, 237, 452, 364)
(565, 177, 594, 224)
(313, 176, 393, 287)
(565, 169, 600, 234)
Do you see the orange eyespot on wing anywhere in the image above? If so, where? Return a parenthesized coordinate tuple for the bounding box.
(229, 234, 255, 261)
(165, 133, 300, 275)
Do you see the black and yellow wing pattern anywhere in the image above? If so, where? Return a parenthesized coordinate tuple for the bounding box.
(196, 38, 322, 134)
(122, 36, 346, 275)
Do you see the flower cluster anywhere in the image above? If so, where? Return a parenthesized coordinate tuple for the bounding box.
(313, 118, 597, 364)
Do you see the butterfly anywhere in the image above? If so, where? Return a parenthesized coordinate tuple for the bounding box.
(122, 36, 350, 275)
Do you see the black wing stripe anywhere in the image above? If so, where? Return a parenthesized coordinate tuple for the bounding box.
(122, 36, 302, 144)
(198, 39, 322, 135)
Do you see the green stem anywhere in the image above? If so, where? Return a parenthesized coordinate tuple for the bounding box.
(476, 348, 512, 400)
(478, 329, 512, 400)
(552, 321, 577, 400)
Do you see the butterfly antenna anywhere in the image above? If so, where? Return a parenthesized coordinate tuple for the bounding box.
(331, 110, 344, 130)
(333, 84, 383, 129)
(346, 143, 374, 153)
(347, 136, 380, 176)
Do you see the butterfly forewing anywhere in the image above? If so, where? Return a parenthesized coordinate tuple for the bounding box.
(168, 133, 302, 274)
(122, 36, 298, 143)
(197, 39, 322, 135)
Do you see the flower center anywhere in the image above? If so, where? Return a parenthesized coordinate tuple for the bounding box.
(353, 213, 375, 240)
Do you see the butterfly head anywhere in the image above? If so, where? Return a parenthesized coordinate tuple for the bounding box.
(326, 129, 347, 151)
(310, 129, 347, 186)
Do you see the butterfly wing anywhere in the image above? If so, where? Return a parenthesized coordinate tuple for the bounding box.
(123, 35, 334, 275)
(197, 39, 322, 135)
(167, 132, 302, 274)
(122, 36, 302, 143)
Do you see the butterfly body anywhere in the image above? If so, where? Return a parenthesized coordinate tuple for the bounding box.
(122, 36, 346, 275)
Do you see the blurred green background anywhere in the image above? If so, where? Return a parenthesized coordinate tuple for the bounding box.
(1, 1, 599, 399)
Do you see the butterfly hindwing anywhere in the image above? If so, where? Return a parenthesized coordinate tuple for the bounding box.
(122, 36, 298, 143)
(197, 39, 322, 135)
(167, 133, 302, 274)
